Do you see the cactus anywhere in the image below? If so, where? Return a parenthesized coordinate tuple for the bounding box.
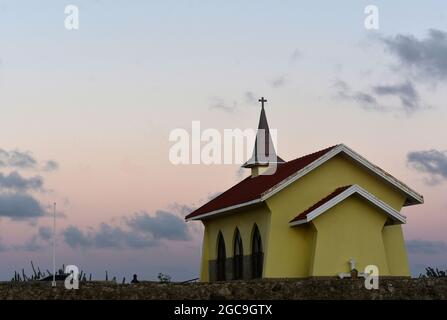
(9, 263, 134, 283)
(31, 261, 38, 279)
(420, 266, 447, 278)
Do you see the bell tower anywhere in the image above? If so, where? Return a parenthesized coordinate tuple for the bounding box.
(242, 97, 285, 177)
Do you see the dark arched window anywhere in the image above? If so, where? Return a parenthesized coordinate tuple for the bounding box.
(251, 225, 263, 279)
(217, 232, 226, 281)
(233, 229, 243, 280)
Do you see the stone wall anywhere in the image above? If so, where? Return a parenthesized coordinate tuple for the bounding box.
(0, 278, 446, 299)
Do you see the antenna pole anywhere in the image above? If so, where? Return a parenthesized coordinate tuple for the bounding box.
(52, 202, 56, 287)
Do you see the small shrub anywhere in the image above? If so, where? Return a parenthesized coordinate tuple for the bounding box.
(419, 267, 447, 278)
(157, 273, 171, 283)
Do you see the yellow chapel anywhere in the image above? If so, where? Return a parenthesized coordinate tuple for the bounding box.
(185, 97, 423, 282)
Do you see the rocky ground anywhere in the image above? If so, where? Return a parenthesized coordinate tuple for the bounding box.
(0, 278, 446, 300)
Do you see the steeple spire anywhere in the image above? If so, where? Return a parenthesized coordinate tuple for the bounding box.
(242, 97, 285, 175)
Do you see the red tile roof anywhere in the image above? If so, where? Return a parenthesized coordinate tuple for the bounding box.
(289, 185, 352, 223)
(185, 145, 339, 220)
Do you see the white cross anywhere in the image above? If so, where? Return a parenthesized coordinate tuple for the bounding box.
(338, 258, 368, 279)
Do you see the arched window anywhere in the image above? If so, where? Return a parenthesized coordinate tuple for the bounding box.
(217, 232, 226, 281)
(233, 228, 243, 280)
(251, 224, 263, 279)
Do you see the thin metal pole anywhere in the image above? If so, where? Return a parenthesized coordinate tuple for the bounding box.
(52, 202, 56, 287)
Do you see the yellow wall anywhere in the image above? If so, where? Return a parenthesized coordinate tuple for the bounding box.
(310, 195, 390, 276)
(264, 153, 409, 278)
(199, 223, 209, 281)
(382, 225, 410, 276)
(199, 204, 271, 281)
(251, 166, 270, 177)
(263, 215, 315, 278)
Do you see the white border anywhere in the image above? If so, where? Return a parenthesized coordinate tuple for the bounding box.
(288, 184, 407, 226)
